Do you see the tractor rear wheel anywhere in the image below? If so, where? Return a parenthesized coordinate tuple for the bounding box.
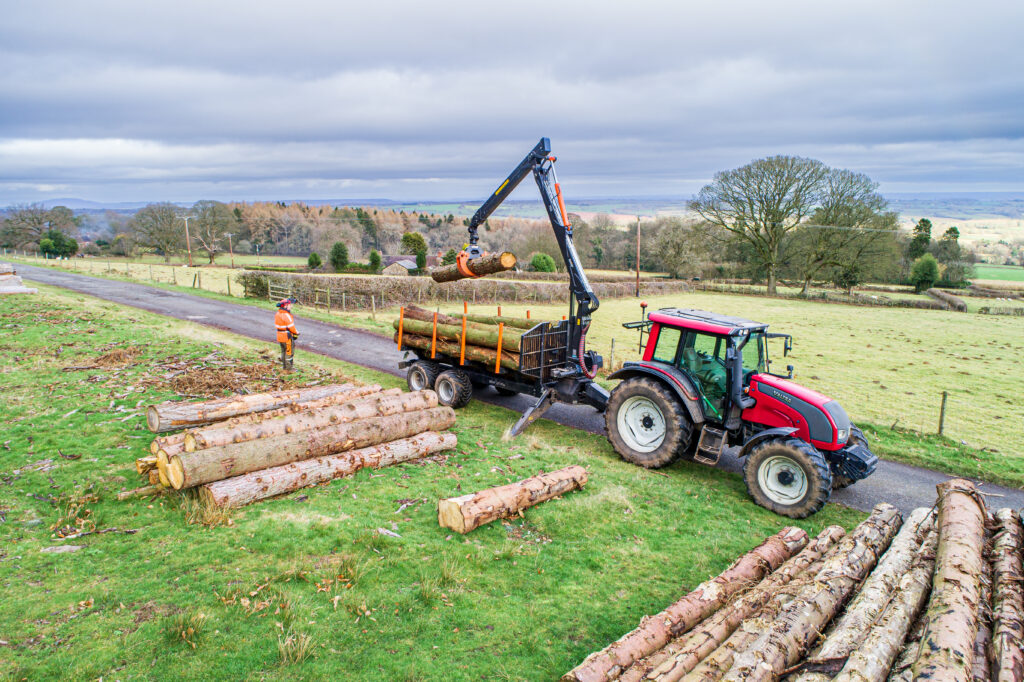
(435, 369, 473, 408)
(605, 378, 693, 468)
(407, 361, 440, 393)
(743, 437, 831, 519)
(832, 425, 868, 490)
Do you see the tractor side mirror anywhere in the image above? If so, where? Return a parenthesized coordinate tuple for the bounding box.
(786, 364, 794, 379)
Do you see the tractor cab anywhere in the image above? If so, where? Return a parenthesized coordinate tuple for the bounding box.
(607, 306, 877, 519)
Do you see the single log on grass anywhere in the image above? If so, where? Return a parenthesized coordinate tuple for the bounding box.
(185, 390, 437, 451)
(620, 526, 846, 682)
(721, 503, 903, 682)
(117, 484, 162, 501)
(395, 332, 519, 371)
(990, 508, 1024, 682)
(562, 526, 810, 682)
(429, 251, 517, 283)
(792, 507, 935, 682)
(438, 465, 588, 534)
(136, 455, 158, 475)
(393, 317, 521, 352)
(150, 432, 186, 455)
(911, 478, 987, 682)
(168, 406, 456, 489)
(201, 431, 457, 508)
(832, 528, 939, 682)
(146, 383, 360, 432)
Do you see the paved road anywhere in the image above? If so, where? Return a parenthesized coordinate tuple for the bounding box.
(22, 264, 1024, 515)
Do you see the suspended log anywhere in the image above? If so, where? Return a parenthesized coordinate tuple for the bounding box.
(562, 527, 809, 682)
(396, 332, 519, 371)
(911, 478, 987, 682)
(201, 431, 457, 508)
(117, 484, 162, 501)
(136, 455, 158, 475)
(150, 432, 187, 455)
(393, 317, 521, 352)
(832, 528, 939, 682)
(195, 385, 393, 431)
(793, 507, 935, 682)
(438, 465, 588, 534)
(146, 383, 360, 432)
(168, 406, 456, 489)
(430, 251, 517, 283)
(184, 390, 437, 451)
(721, 503, 903, 682)
(990, 508, 1024, 682)
(683, 539, 849, 682)
(620, 526, 846, 682)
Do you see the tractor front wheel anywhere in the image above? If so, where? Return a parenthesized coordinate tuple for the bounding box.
(743, 437, 831, 518)
(605, 378, 692, 468)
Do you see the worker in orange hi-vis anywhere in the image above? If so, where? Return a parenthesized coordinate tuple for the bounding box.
(274, 297, 299, 370)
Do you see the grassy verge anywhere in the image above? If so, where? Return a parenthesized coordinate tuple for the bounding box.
(0, 287, 863, 680)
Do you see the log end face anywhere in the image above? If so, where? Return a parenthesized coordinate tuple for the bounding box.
(184, 433, 197, 452)
(168, 456, 186, 490)
(146, 406, 160, 432)
(438, 498, 468, 534)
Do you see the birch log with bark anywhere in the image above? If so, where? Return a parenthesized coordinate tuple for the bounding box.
(562, 527, 810, 682)
(168, 406, 456, 489)
(721, 503, 902, 682)
(832, 528, 939, 682)
(201, 431, 457, 508)
(990, 508, 1024, 682)
(911, 478, 987, 682)
(438, 466, 588, 534)
(792, 507, 934, 682)
(619, 526, 846, 682)
(184, 390, 437, 451)
(150, 432, 186, 455)
(393, 317, 521, 352)
(972, 527, 993, 682)
(395, 333, 520, 371)
(429, 251, 517, 282)
(146, 383, 360, 432)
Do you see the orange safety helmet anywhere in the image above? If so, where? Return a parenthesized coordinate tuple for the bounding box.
(276, 297, 296, 309)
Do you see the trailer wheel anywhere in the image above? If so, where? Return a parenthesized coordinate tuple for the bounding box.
(605, 377, 692, 468)
(832, 425, 867, 490)
(435, 370, 473, 408)
(743, 437, 831, 519)
(407, 361, 440, 393)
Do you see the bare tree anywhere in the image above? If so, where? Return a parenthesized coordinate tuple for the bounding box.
(191, 200, 233, 263)
(130, 203, 184, 262)
(1, 203, 78, 248)
(689, 156, 828, 294)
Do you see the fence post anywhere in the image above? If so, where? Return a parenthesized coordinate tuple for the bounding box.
(107, 260, 111, 273)
(371, 295, 376, 321)
(342, 292, 346, 311)
(327, 289, 331, 314)
(938, 391, 948, 435)
(172, 268, 176, 285)
(610, 337, 615, 373)
(149, 264, 153, 280)
(227, 276, 231, 297)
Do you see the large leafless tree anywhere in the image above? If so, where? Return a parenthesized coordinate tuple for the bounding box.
(130, 202, 184, 262)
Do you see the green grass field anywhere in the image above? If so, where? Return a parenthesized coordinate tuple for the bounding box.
(0, 288, 864, 680)
(974, 264, 1024, 282)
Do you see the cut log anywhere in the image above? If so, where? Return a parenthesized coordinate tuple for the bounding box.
(185, 390, 438, 451)
(792, 507, 935, 682)
(972, 526, 993, 682)
(438, 465, 588, 534)
(911, 478, 987, 682)
(195, 385, 393, 432)
(168, 405, 456, 489)
(990, 508, 1023, 682)
(886, 610, 928, 682)
(396, 332, 519, 371)
(136, 455, 158, 475)
(155, 450, 172, 487)
(393, 317, 521, 352)
(562, 526, 809, 682)
(201, 431, 457, 508)
(430, 251, 517, 283)
(146, 382, 360, 432)
(150, 432, 187, 455)
(620, 526, 846, 682)
(721, 503, 903, 682)
(148, 469, 161, 486)
(117, 484, 162, 501)
(832, 528, 939, 682)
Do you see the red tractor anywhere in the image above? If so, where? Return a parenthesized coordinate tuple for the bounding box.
(605, 306, 877, 518)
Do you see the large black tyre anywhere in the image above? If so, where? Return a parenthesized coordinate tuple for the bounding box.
(605, 377, 693, 468)
(832, 425, 868, 490)
(435, 369, 473, 408)
(407, 361, 440, 393)
(743, 437, 832, 519)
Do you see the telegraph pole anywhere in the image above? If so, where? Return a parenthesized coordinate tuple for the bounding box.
(182, 215, 195, 267)
(635, 215, 641, 297)
(226, 232, 235, 268)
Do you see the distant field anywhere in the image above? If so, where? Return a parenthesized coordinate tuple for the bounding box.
(974, 264, 1024, 282)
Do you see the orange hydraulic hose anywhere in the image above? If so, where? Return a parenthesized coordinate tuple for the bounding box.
(555, 182, 570, 230)
(430, 312, 438, 359)
(459, 314, 467, 366)
(397, 306, 405, 351)
(494, 323, 504, 374)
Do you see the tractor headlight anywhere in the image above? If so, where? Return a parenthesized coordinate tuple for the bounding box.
(837, 429, 849, 444)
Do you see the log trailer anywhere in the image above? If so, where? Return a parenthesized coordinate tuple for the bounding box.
(399, 138, 878, 518)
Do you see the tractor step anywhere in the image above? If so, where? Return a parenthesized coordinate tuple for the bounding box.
(693, 425, 726, 466)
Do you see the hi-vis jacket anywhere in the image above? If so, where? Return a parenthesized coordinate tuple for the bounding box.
(274, 309, 297, 343)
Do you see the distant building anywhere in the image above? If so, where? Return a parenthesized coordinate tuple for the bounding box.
(382, 260, 417, 276)
(383, 253, 440, 268)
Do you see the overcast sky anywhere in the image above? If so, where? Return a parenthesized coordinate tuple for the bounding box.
(1, 0, 1022, 205)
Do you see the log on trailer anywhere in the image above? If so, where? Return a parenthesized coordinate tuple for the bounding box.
(562, 526, 810, 682)
(911, 478, 987, 682)
(438, 465, 588, 534)
(430, 251, 517, 283)
(721, 503, 902, 682)
(402, 305, 540, 331)
(395, 332, 519, 371)
(393, 317, 522, 353)
(146, 383, 361, 432)
(184, 390, 437, 451)
(201, 431, 457, 508)
(989, 508, 1024, 682)
(168, 405, 456, 489)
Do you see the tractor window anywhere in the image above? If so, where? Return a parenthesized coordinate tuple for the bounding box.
(651, 327, 681, 363)
(679, 331, 727, 417)
(741, 333, 766, 374)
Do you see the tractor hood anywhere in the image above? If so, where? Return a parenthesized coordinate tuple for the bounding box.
(748, 374, 853, 448)
(752, 374, 831, 409)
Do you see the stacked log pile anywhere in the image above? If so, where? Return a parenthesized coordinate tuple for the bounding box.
(564, 479, 1024, 682)
(124, 382, 457, 507)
